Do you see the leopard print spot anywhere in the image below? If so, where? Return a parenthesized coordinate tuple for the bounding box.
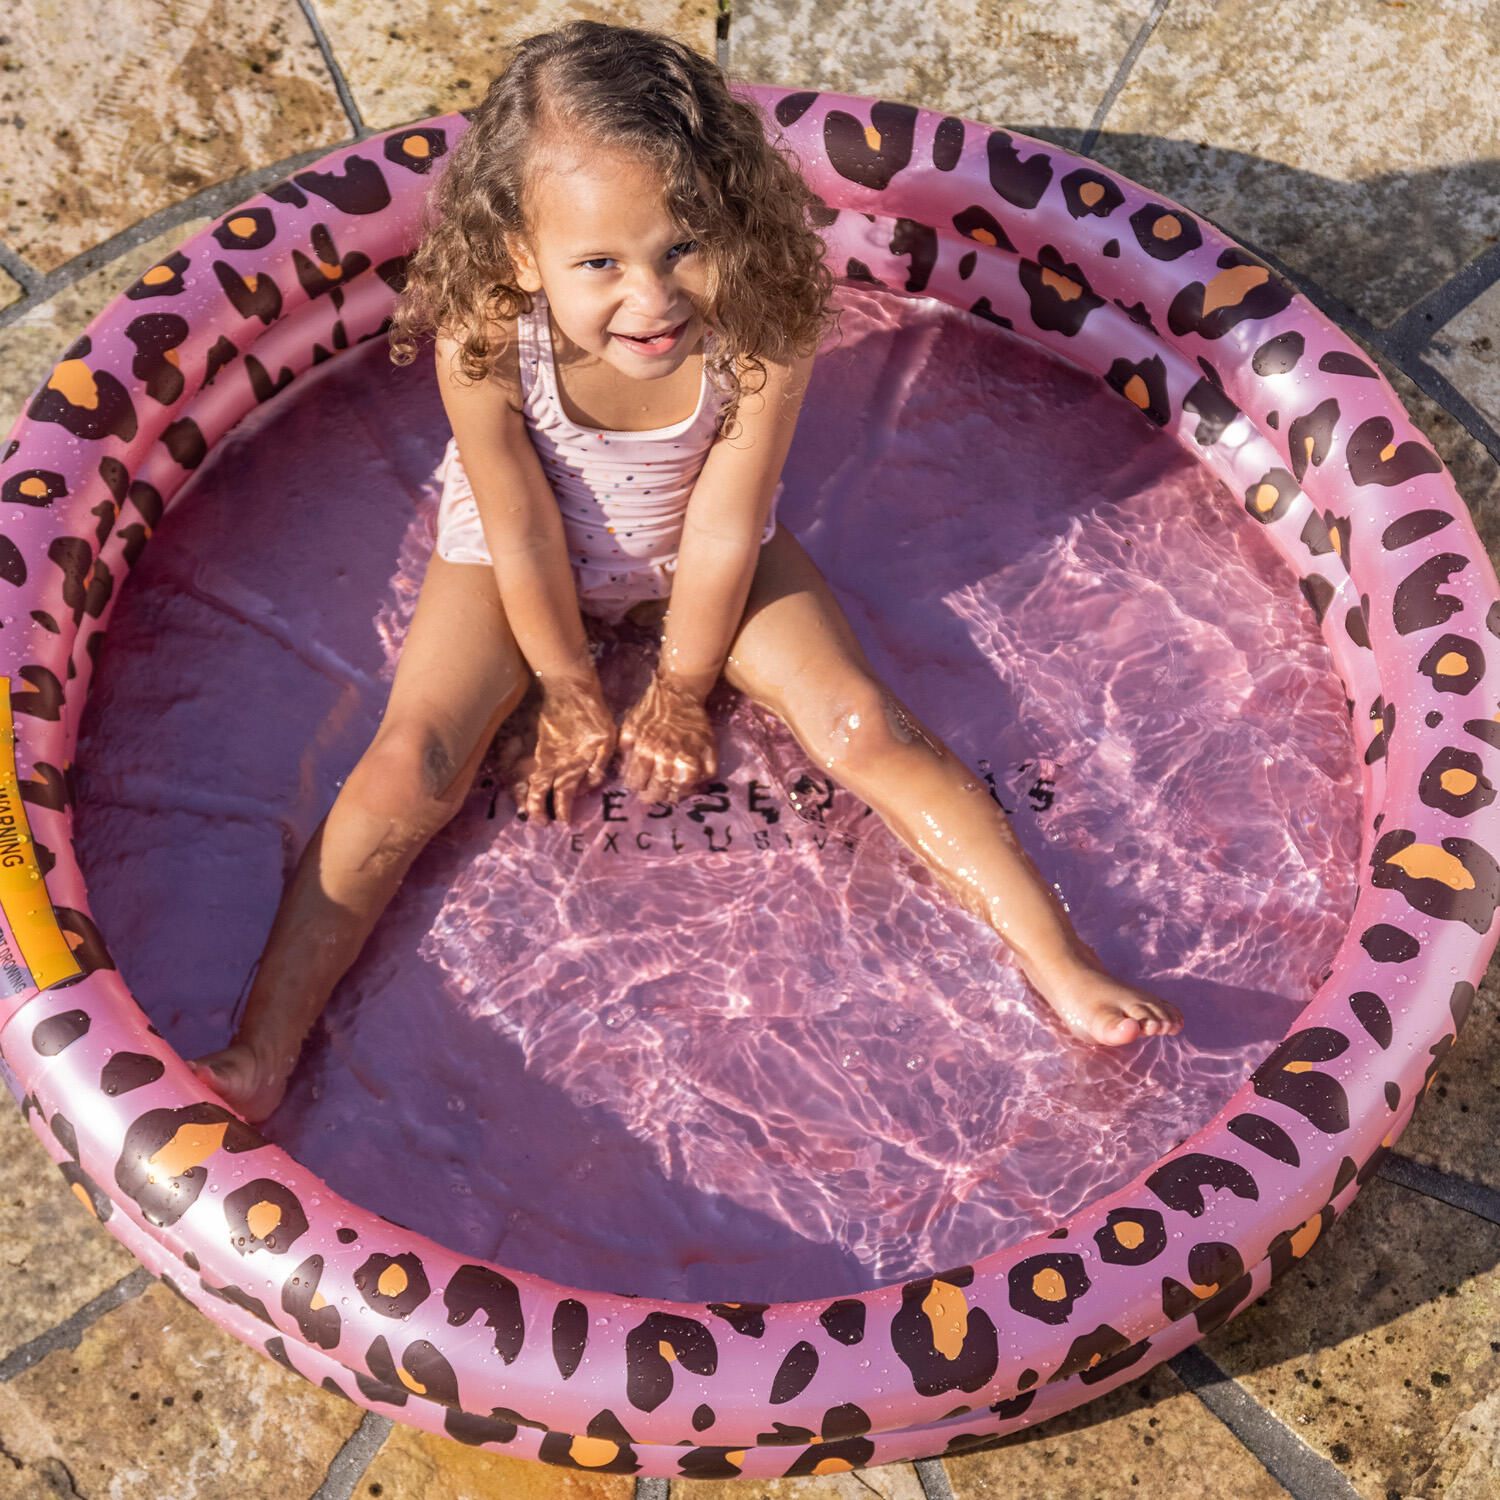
(920, 1279, 969, 1359)
(570, 1435, 619, 1467)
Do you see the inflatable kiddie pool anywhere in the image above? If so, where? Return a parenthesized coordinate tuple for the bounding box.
(0, 88, 1496, 1479)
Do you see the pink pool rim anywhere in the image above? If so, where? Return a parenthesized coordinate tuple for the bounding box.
(0, 88, 1496, 1479)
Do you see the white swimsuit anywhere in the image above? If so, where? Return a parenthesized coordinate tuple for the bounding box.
(434, 289, 782, 624)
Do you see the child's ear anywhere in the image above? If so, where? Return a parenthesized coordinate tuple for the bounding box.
(508, 236, 542, 293)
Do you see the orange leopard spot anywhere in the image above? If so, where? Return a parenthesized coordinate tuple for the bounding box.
(396, 1365, 427, 1395)
(569, 1435, 620, 1467)
(1080, 182, 1104, 206)
(1251, 483, 1279, 513)
(70, 1181, 98, 1218)
(864, 125, 881, 151)
(403, 136, 431, 158)
(1123, 375, 1151, 410)
(1290, 1214, 1321, 1258)
(19, 477, 49, 499)
(1031, 1268, 1069, 1301)
(142, 264, 175, 285)
(1112, 1219, 1145, 1250)
(318, 260, 342, 279)
(148, 1120, 229, 1181)
(377, 1263, 409, 1298)
(922, 1278, 970, 1360)
(1041, 267, 1082, 301)
(1283, 1059, 1314, 1073)
(47, 359, 100, 411)
(310, 1292, 327, 1311)
(1435, 651, 1469, 676)
(227, 215, 259, 238)
(1380, 443, 1397, 462)
(658, 1340, 677, 1362)
(1441, 768, 1479, 795)
(970, 227, 997, 246)
(1152, 214, 1182, 241)
(245, 1200, 282, 1239)
(813, 1457, 855, 1475)
(1384, 842, 1475, 891)
(1202, 263, 1268, 316)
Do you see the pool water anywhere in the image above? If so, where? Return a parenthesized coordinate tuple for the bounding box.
(73, 283, 1361, 1302)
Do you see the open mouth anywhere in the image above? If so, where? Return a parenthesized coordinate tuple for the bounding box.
(613, 318, 689, 354)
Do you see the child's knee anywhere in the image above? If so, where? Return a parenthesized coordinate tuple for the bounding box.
(818, 683, 933, 782)
(347, 722, 473, 842)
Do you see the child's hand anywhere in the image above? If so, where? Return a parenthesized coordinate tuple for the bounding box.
(511, 689, 617, 823)
(619, 674, 716, 805)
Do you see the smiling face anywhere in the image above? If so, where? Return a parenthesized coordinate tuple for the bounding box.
(510, 140, 711, 382)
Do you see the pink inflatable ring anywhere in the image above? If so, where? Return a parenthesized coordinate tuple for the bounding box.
(0, 88, 1495, 1479)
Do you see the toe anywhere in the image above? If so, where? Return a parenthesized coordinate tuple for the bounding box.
(1099, 1012, 1142, 1045)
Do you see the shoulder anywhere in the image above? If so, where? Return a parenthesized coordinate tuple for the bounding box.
(727, 349, 815, 430)
(434, 310, 525, 416)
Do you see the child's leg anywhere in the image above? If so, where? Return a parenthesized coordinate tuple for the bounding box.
(189, 556, 530, 1120)
(723, 527, 1182, 1046)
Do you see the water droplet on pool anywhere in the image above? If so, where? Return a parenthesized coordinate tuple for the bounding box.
(906, 1054, 926, 1071)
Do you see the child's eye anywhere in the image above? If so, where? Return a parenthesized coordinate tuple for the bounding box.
(580, 257, 616, 271)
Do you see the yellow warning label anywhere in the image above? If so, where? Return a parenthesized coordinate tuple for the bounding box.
(0, 679, 82, 991)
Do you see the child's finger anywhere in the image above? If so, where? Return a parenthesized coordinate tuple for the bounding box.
(553, 767, 586, 823)
(525, 770, 554, 824)
(622, 744, 655, 795)
(587, 738, 613, 787)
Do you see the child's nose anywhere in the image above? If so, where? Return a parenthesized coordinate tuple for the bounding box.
(622, 267, 678, 315)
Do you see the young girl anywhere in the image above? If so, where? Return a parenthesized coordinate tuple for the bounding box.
(189, 20, 1182, 1125)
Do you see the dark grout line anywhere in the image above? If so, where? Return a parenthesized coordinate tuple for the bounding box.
(0, 240, 41, 298)
(309, 1411, 392, 1500)
(915, 1455, 959, 1499)
(1171, 1345, 1364, 1500)
(295, 0, 368, 139)
(1378, 1151, 1500, 1225)
(0, 1267, 155, 1382)
(1078, 0, 1173, 159)
(0, 141, 358, 334)
(635, 1477, 670, 1499)
(1384, 238, 1500, 356)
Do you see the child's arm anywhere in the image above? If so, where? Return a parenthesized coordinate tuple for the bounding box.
(619, 352, 814, 805)
(435, 332, 615, 821)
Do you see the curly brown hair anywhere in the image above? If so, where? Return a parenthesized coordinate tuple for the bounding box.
(386, 20, 836, 431)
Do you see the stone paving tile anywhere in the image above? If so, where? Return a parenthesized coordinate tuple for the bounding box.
(0, 1280, 362, 1500)
(730, 0, 1156, 150)
(315, 1, 720, 134)
(0, 266, 20, 312)
(1093, 0, 1500, 332)
(0, 1093, 140, 1358)
(0, 218, 212, 443)
(669, 1458, 924, 1497)
(1199, 1175, 1500, 1500)
(358, 1420, 633, 1498)
(1426, 276, 1500, 438)
(938, 1360, 1290, 1500)
(0, 1, 347, 274)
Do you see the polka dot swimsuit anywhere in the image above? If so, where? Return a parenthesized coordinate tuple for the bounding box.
(434, 288, 782, 624)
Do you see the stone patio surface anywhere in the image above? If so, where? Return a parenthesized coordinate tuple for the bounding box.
(1, 2, 1498, 1497)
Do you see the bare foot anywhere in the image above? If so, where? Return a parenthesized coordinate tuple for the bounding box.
(1034, 962, 1184, 1047)
(186, 1042, 290, 1124)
